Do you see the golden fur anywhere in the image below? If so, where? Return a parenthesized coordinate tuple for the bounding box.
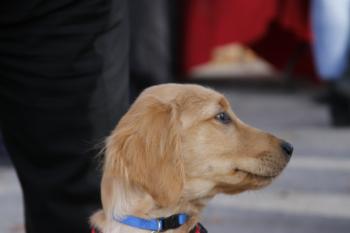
(90, 84, 290, 233)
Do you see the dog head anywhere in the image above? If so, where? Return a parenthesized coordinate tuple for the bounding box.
(102, 84, 292, 209)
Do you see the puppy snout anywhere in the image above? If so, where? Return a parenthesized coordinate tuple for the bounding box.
(280, 141, 293, 160)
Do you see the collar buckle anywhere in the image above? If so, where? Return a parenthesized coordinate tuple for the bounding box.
(150, 219, 162, 233)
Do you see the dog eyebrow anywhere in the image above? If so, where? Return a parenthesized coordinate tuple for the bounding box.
(218, 96, 230, 109)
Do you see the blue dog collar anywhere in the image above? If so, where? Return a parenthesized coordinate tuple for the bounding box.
(113, 213, 189, 232)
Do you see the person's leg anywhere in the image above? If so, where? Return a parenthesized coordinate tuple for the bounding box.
(129, 0, 175, 101)
(311, 0, 350, 126)
(0, 0, 129, 232)
(311, 0, 350, 79)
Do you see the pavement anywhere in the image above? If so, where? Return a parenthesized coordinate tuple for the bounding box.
(1, 84, 350, 233)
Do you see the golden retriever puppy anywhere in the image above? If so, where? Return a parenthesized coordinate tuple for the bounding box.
(90, 84, 293, 233)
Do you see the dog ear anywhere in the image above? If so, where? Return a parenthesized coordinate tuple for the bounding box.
(104, 96, 184, 207)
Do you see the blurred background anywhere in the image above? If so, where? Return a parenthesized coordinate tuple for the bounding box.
(1, 0, 350, 232)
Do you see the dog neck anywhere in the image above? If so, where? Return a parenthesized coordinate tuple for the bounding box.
(92, 178, 210, 233)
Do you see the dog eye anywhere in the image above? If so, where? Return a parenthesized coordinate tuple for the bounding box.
(215, 112, 231, 124)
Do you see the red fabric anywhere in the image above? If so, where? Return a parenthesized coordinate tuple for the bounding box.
(279, 0, 311, 41)
(195, 224, 201, 233)
(183, 0, 317, 80)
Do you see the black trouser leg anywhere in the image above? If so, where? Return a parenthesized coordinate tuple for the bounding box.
(0, 0, 129, 232)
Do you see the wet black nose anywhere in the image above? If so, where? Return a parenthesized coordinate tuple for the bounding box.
(281, 141, 293, 159)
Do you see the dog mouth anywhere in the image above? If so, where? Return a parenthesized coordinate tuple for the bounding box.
(215, 168, 276, 194)
(233, 168, 278, 179)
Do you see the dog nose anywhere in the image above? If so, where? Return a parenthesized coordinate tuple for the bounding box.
(280, 141, 293, 159)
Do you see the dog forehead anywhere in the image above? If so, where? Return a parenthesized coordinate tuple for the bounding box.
(141, 84, 230, 129)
